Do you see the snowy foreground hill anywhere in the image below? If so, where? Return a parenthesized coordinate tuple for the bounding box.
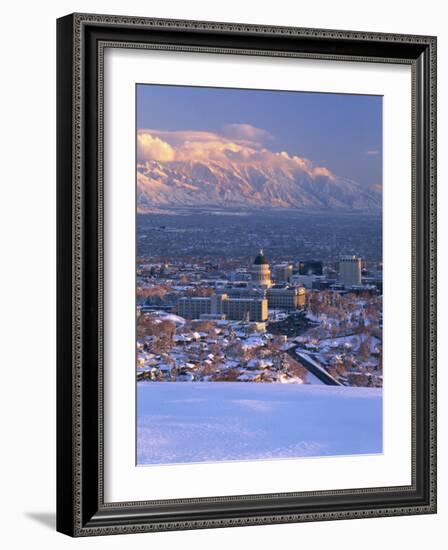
(137, 382, 382, 465)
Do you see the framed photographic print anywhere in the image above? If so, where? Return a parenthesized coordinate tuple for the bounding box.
(56, 13, 437, 536)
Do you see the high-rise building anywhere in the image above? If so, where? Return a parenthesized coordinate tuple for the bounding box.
(338, 255, 362, 287)
(251, 249, 272, 288)
(298, 260, 323, 276)
(273, 263, 293, 283)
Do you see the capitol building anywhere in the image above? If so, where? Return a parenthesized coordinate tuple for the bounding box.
(251, 249, 272, 288)
(177, 249, 306, 322)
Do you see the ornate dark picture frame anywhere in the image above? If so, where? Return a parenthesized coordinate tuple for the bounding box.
(57, 13, 437, 537)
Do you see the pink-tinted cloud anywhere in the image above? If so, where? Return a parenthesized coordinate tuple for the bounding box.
(140, 129, 219, 146)
(138, 128, 254, 163)
(137, 132, 176, 162)
(312, 166, 335, 179)
(136, 127, 336, 180)
(222, 123, 273, 143)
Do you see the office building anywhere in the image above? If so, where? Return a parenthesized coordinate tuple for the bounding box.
(273, 263, 293, 283)
(178, 293, 268, 322)
(291, 274, 326, 289)
(299, 260, 323, 276)
(338, 255, 362, 287)
(177, 296, 212, 319)
(266, 285, 306, 310)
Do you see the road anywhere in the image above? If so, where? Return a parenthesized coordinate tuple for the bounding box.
(286, 345, 342, 386)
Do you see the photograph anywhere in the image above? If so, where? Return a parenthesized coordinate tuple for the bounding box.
(53, 10, 437, 536)
(135, 84, 384, 465)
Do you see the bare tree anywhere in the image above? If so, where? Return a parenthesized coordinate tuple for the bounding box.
(186, 287, 214, 297)
(283, 355, 308, 381)
(359, 337, 371, 361)
(192, 320, 215, 332)
(212, 368, 240, 382)
(137, 285, 169, 300)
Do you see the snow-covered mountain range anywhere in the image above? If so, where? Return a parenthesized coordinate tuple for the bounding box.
(136, 127, 381, 212)
(137, 158, 381, 211)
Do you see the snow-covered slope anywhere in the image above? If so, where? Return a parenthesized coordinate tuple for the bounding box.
(137, 159, 381, 211)
(137, 382, 382, 465)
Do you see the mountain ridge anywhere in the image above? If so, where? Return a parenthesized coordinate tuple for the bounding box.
(137, 158, 381, 212)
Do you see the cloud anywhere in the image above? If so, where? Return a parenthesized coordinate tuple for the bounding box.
(138, 128, 254, 164)
(365, 149, 380, 156)
(312, 166, 335, 179)
(137, 132, 175, 162)
(136, 127, 336, 180)
(140, 129, 219, 146)
(222, 123, 273, 143)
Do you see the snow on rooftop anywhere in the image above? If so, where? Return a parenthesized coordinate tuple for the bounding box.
(159, 313, 186, 325)
(137, 382, 382, 465)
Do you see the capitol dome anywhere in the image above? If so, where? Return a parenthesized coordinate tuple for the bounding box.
(254, 249, 269, 265)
